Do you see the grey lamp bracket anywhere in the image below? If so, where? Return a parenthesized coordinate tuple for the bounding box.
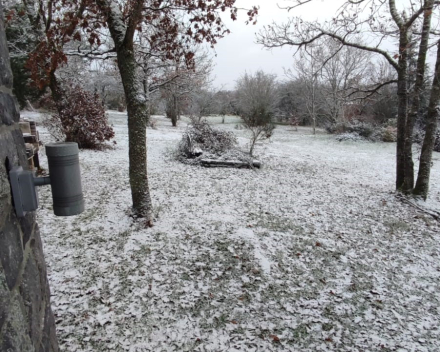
(9, 166, 50, 217)
(9, 142, 85, 217)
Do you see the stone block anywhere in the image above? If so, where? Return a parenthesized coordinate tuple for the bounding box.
(0, 264, 10, 333)
(12, 128, 29, 166)
(39, 299, 58, 352)
(20, 250, 45, 348)
(0, 128, 27, 171)
(19, 213, 36, 247)
(0, 159, 11, 219)
(0, 2, 13, 88)
(30, 231, 49, 290)
(0, 92, 20, 125)
(0, 216, 24, 290)
(31, 230, 59, 352)
(0, 295, 33, 352)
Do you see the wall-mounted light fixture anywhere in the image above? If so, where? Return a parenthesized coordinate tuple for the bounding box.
(10, 142, 85, 217)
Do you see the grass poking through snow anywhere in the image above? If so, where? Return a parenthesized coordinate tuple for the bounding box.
(27, 111, 440, 352)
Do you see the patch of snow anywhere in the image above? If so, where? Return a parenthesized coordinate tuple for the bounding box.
(33, 112, 440, 351)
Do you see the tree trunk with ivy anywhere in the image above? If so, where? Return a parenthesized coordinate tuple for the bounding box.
(118, 47, 153, 221)
(403, 0, 434, 191)
(395, 28, 410, 191)
(166, 94, 178, 127)
(413, 40, 440, 199)
(98, 0, 153, 223)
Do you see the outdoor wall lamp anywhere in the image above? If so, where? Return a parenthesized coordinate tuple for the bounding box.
(10, 142, 85, 217)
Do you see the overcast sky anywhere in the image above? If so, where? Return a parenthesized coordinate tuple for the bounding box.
(211, 0, 346, 89)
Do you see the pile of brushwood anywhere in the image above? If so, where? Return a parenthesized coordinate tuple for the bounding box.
(177, 121, 260, 168)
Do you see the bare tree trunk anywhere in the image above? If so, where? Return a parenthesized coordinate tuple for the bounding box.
(142, 74, 148, 96)
(172, 95, 178, 127)
(117, 46, 153, 223)
(396, 29, 410, 190)
(311, 84, 316, 135)
(249, 141, 255, 156)
(311, 76, 316, 135)
(49, 70, 63, 104)
(249, 131, 258, 156)
(413, 40, 440, 199)
(403, 0, 434, 191)
(101, 85, 106, 106)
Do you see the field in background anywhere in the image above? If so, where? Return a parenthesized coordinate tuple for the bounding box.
(26, 111, 440, 352)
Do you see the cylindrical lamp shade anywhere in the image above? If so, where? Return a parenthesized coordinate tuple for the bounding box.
(45, 142, 85, 216)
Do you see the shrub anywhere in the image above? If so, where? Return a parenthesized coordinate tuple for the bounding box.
(381, 127, 397, 142)
(241, 106, 275, 156)
(148, 118, 158, 130)
(386, 118, 398, 128)
(335, 132, 363, 142)
(325, 123, 342, 134)
(42, 112, 65, 142)
(350, 121, 374, 138)
(54, 84, 115, 149)
(106, 94, 126, 111)
(326, 121, 375, 138)
(414, 128, 440, 152)
(235, 71, 277, 156)
(289, 116, 299, 131)
(10, 57, 44, 109)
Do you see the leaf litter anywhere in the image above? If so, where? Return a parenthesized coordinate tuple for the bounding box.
(25, 110, 440, 352)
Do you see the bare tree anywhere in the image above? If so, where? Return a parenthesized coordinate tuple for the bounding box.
(414, 40, 440, 198)
(88, 61, 124, 108)
(289, 45, 320, 134)
(318, 39, 372, 123)
(284, 37, 375, 132)
(188, 88, 219, 121)
(275, 80, 304, 124)
(215, 90, 236, 123)
(161, 50, 214, 126)
(236, 71, 277, 156)
(257, 0, 439, 197)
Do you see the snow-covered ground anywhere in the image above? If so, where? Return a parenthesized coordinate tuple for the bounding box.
(25, 111, 440, 351)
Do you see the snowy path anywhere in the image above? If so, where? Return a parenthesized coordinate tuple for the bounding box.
(30, 111, 440, 352)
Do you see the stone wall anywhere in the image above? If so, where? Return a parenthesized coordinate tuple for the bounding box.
(0, 3, 58, 352)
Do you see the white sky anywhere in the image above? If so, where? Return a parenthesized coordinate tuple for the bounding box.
(211, 0, 347, 89)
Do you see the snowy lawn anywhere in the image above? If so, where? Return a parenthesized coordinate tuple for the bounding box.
(28, 111, 440, 352)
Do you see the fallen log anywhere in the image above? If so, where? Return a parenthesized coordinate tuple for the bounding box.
(200, 158, 261, 169)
